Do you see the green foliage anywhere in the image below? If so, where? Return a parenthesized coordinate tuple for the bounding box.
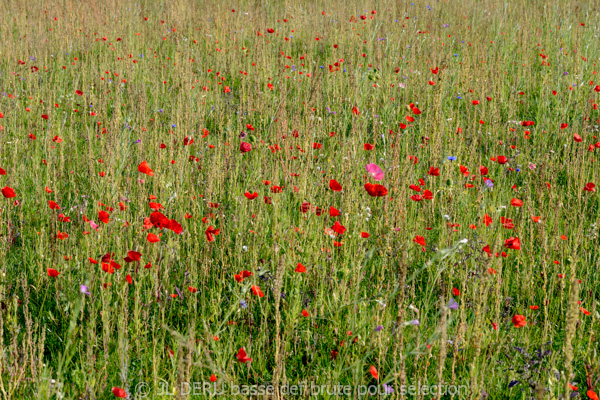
(0, 0, 599, 399)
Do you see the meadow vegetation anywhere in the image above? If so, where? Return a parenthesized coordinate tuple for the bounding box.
(0, 0, 600, 398)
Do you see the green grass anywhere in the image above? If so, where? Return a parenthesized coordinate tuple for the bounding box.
(0, 0, 599, 398)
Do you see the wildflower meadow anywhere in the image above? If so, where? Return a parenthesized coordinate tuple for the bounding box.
(1, 0, 600, 398)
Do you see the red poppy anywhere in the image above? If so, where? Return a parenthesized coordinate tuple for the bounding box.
(98, 210, 110, 223)
(329, 206, 340, 217)
(295, 263, 306, 273)
(1, 186, 16, 198)
(364, 183, 388, 197)
(581, 307, 591, 316)
(138, 161, 154, 176)
(107, 259, 121, 271)
(205, 226, 220, 242)
(234, 270, 253, 283)
(501, 217, 514, 229)
(112, 387, 127, 398)
(236, 347, 252, 363)
(150, 211, 170, 229)
(329, 179, 343, 191)
(127, 251, 141, 262)
(300, 202, 311, 213)
(504, 237, 521, 250)
(47, 268, 60, 278)
(148, 202, 163, 211)
(241, 270, 253, 279)
(428, 167, 440, 176)
(511, 314, 527, 328)
(331, 221, 346, 235)
(497, 156, 508, 164)
(56, 231, 69, 240)
(583, 182, 596, 192)
(167, 219, 183, 234)
(361, 232, 370, 238)
(413, 235, 426, 246)
(147, 233, 161, 243)
(240, 142, 252, 153)
(48, 200, 60, 210)
(251, 285, 264, 297)
(510, 198, 523, 207)
(363, 365, 378, 382)
(482, 214, 492, 226)
(364, 143, 374, 150)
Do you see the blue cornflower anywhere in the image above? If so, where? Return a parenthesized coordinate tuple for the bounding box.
(448, 298, 459, 310)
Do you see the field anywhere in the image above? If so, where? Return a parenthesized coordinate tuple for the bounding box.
(0, 0, 600, 398)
